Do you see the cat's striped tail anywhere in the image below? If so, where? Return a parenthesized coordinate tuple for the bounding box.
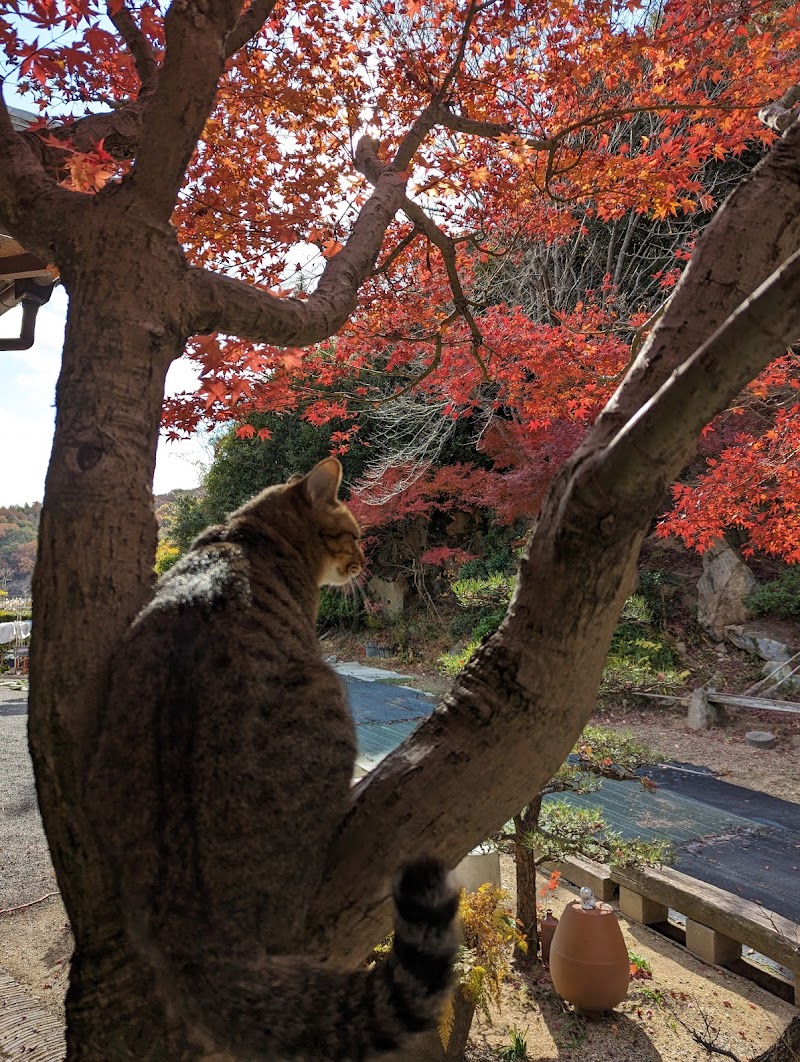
(361, 856, 461, 1054)
(185, 857, 460, 1061)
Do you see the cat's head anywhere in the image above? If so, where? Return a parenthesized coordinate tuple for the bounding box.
(291, 458, 365, 587)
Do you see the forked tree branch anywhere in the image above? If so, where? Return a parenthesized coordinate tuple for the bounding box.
(0, 92, 86, 258)
(107, 0, 159, 90)
(12, 3, 161, 175)
(224, 0, 281, 58)
(124, 0, 243, 220)
(305, 117, 800, 964)
(183, 101, 447, 342)
(183, 136, 409, 343)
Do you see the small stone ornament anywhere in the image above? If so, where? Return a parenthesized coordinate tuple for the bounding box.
(580, 886, 596, 910)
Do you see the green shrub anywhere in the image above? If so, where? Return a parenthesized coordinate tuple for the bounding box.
(746, 567, 800, 617)
(609, 623, 677, 671)
(598, 589, 686, 694)
(457, 558, 489, 580)
(438, 640, 481, 675)
(619, 593, 653, 624)
(318, 587, 362, 630)
(528, 801, 674, 868)
(154, 539, 181, 575)
(451, 572, 516, 608)
(448, 611, 478, 639)
(0, 611, 31, 622)
(471, 609, 506, 641)
(601, 655, 688, 695)
(636, 570, 681, 624)
(457, 526, 521, 580)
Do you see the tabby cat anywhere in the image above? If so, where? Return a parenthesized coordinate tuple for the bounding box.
(88, 457, 458, 1059)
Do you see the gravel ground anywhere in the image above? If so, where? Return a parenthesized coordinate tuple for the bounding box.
(0, 681, 58, 910)
(0, 674, 796, 1061)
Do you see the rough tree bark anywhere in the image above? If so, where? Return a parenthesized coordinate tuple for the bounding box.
(751, 1015, 800, 1062)
(513, 795, 543, 961)
(0, 3, 799, 1056)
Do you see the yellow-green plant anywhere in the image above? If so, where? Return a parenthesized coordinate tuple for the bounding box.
(369, 882, 526, 1055)
(439, 883, 527, 1049)
(154, 538, 181, 575)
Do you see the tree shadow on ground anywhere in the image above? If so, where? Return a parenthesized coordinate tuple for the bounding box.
(536, 998, 664, 1061)
(465, 958, 664, 1062)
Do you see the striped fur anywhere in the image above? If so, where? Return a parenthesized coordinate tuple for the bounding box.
(87, 459, 458, 1059)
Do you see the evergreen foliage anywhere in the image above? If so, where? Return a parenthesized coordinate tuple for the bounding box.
(746, 567, 800, 617)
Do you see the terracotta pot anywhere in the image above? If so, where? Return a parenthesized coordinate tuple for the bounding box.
(549, 900, 630, 1015)
(539, 909, 559, 964)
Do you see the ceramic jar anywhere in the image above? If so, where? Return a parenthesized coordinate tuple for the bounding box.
(539, 909, 559, 964)
(549, 899, 630, 1015)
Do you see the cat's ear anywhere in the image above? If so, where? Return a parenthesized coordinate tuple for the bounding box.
(303, 457, 343, 505)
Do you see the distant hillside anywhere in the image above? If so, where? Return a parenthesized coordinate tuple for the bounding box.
(0, 503, 41, 596)
(154, 486, 204, 540)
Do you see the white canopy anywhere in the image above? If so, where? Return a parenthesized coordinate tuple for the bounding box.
(0, 620, 31, 646)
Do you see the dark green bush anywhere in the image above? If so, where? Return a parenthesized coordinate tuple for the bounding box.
(471, 609, 506, 641)
(457, 558, 490, 580)
(609, 622, 677, 670)
(317, 587, 362, 631)
(637, 569, 681, 625)
(746, 567, 800, 617)
(449, 611, 478, 639)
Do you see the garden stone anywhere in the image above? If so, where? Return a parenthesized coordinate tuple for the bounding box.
(366, 575, 409, 617)
(745, 730, 777, 749)
(725, 623, 792, 662)
(697, 541, 758, 640)
(687, 687, 719, 730)
(760, 660, 800, 693)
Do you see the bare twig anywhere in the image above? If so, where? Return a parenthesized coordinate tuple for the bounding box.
(0, 892, 59, 916)
(371, 228, 422, 276)
(656, 993, 743, 1062)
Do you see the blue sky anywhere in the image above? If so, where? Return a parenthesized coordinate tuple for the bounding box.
(0, 288, 207, 506)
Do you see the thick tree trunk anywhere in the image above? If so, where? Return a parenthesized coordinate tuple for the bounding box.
(27, 212, 190, 1057)
(751, 1015, 800, 1062)
(514, 795, 543, 961)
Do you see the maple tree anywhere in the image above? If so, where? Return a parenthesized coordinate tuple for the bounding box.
(1, 0, 800, 1057)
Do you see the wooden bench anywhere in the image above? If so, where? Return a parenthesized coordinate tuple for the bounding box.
(543, 856, 617, 901)
(552, 856, 800, 1003)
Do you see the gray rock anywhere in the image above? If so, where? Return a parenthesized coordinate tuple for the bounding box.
(760, 659, 800, 692)
(687, 687, 719, 730)
(725, 622, 792, 662)
(697, 541, 758, 640)
(366, 575, 409, 617)
(745, 730, 777, 749)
